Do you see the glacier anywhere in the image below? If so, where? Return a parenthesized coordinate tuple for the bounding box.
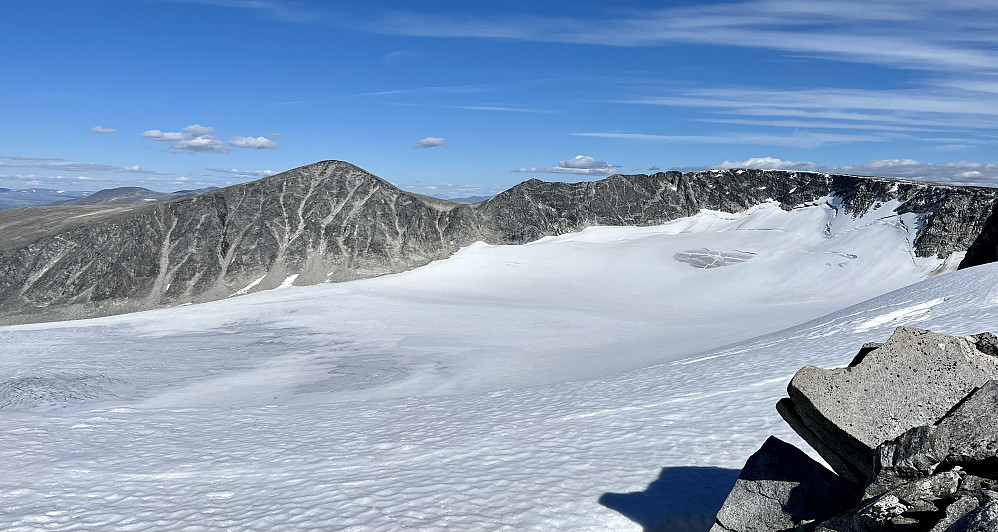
(1, 199, 995, 531)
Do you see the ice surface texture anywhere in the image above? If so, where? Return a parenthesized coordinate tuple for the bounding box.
(3, 204, 998, 530)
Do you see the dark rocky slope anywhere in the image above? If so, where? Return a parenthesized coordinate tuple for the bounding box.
(1, 160, 997, 324)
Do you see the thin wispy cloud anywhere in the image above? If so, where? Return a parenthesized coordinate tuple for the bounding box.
(367, 2, 998, 74)
(611, 84, 998, 148)
(573, 131, 890, 148)
(0, 156, 66, 162)
(390, 102, 552, 114)
(383, 49, 424, 64)
(160, 0, 321, 23)
(1, 159, 170, 175)
(207, 167, 277, 179)
(622, 88, 998, 118)
(91, 126, 117, 134)
(363, 84, 489, 97)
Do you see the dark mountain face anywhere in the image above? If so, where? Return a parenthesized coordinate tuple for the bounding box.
(1, 160, 996, 325)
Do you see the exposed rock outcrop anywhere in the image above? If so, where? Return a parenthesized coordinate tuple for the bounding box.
(710, 437, 859, 532)
(777, 327, 998, 484)
(2, 161, 998, 324)
(712, 327, 998, 532)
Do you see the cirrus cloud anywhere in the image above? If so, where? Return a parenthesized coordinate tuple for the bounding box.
(91, 126, 117, 134)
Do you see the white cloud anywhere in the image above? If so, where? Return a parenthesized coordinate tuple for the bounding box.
(717, 157, 818, 171)
(559, 155, 611, 170)
(91, 126, 117, 134)
(183, 124, 215, 137)
(142, 125, 228, 153)
(513, 155, 620, 176)
(174, 136, 228, 153)
(141, 129, 187, 141)
(415, 137, 446, 149)
(228, 136, 280, 149)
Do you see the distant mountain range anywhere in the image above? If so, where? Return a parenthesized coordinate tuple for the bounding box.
(2, 159, 998, 325)
(0, 187, 90, 210)
(445, 195, 493, 203)
(50, 186, 218, 206)
(0, 186, 219, 210)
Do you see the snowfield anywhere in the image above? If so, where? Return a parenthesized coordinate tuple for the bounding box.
(2, 199, 995, 531)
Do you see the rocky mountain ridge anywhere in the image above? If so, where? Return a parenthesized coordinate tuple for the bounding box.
(2, 160, 997, 324)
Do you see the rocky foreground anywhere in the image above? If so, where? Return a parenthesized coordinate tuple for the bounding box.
(712, 327, 998, 531)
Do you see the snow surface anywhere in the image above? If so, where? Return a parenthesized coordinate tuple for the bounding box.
(1, 200, 991, 531)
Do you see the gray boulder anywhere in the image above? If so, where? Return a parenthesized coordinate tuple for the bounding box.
(710, 436, 858, 532)
(946, 501, 998, 532)
(864, 424, 951, 500)
(937, 380, 998, 476)
(779, 327, 998, 484)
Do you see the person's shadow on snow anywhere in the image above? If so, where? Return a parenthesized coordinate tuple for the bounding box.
(599, 466, 739, 532)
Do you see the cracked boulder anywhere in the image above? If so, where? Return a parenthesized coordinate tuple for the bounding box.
(778, 327, 998, 484)
(937, 379, 998, 476)
(709, 436, 859, 532)
(863, 424, 951, 500)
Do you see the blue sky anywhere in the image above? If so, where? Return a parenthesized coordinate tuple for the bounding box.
(2, 0, 997, 197)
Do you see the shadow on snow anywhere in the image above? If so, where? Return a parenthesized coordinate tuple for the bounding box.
(599, 466, 739, 532)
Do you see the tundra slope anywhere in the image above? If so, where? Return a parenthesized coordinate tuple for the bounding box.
(0, 160, 996, 324)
